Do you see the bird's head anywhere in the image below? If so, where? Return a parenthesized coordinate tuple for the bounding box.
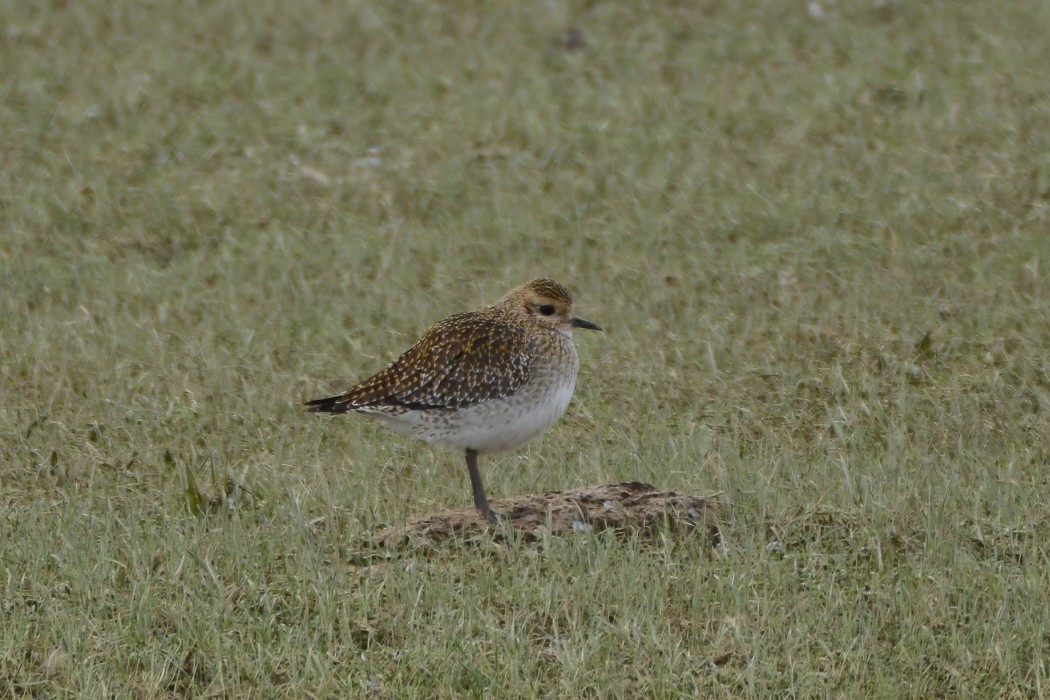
(494, 278, 602, 333)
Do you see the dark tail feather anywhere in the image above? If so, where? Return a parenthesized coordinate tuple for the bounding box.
(304, 394, 352, 413)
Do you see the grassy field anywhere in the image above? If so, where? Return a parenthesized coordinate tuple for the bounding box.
(3, 0, 1050, 696)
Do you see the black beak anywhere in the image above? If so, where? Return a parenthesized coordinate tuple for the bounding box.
(571, 317, 602, 331)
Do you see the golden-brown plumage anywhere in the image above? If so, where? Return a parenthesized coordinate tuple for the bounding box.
(305, 313, 534, 412)
(306, 278, 601, 523)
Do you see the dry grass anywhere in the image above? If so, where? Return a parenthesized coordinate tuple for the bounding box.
(3, 0, 1050, 696)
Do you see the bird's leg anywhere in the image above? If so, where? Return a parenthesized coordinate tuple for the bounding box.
(465, 449, 501, 523)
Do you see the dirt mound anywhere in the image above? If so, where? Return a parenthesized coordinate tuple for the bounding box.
(368, 482, 721, 549)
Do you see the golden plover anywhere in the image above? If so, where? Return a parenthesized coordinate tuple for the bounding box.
(306, 278, 601, 523)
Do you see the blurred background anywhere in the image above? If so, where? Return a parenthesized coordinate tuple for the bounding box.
(2, 1, 1049, 695)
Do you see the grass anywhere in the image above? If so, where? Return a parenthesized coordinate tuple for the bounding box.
(2, 0, 1050, 696)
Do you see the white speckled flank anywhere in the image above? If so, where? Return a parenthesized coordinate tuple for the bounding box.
(306, 279, 601, 523)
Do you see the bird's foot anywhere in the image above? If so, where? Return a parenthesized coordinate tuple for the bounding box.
(479, 505, 547, 524)
(480, 507, 504, 524)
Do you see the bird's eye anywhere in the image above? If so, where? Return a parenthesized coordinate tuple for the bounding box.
(537, 304, 556, 316)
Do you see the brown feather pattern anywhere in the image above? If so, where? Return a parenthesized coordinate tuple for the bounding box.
(305, 311, 535, 413)
(305, 278, 599, 523)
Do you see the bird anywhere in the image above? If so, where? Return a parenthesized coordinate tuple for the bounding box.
(305, 278, 602, 523)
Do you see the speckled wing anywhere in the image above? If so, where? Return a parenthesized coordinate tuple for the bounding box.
(305, 312, 533, 413)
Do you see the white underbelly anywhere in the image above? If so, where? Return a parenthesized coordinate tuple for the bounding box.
(441, 381, 576, 453)
(368, 378, 576, 454)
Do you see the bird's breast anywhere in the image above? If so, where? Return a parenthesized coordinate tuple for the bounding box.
(359, 332, 581, 454)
